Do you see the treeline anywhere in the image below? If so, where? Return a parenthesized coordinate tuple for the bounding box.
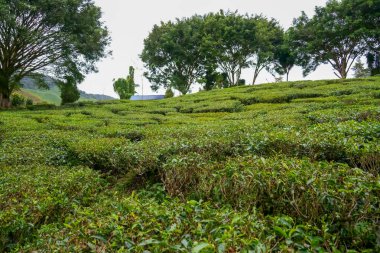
(141, 0, 380, 95)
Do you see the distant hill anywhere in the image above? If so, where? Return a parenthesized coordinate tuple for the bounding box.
(19, 76, 115, 105)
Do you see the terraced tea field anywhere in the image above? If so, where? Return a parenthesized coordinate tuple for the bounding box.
(1, 78, 379, 252)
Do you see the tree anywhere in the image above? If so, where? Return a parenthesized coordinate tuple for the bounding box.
(367, 52, 380, 76)
(141, 16, 205, 95)
(59, 77, 80, 105)
(0, 0, 110, 107)
(202, 11, 255, 87)
(201, 66, 218, 91)
(249, 16, 283, 85)
(352, 59, 370, 78)
(113, 66, 138, 100)
(272, 31, 299, 82)
(339, 0, 380, 76)
(290, 0, 369, 79)
(164, 88, 174, 98)
(198, 65, 227, 90)
(343, 0, 380, 46)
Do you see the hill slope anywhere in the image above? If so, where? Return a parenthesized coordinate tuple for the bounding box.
(0, 78, 379, 252)
(19, 76, 115, 105)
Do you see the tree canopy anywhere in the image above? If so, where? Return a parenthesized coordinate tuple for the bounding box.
(272, 31, 300, 82)
(113, 66, 138, 100)
(59, 77, 80, 105)
(290, 0, 378, 79)
(201, 11, 255, 87)
(249, 16, 283, 84)
(0, 0, 110, 107)
(346, 0, 380, 75)
(141, 1, 379, 93)
(141, 16, 205, 95)
(141, 11, 282, 93)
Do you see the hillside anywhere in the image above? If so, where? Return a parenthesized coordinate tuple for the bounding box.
(0, 78, 379, 252)
(19, 77, 115, 105)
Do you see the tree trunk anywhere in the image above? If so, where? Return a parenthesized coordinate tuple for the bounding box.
(286, 71, 289, 82)
(230, 73, 235, 87)
(0, 74, 12, 108)
(0, 93, 11, 108)
(339, 60, 348, 79)
(252, 67, 261, 85)
(252, 73, 258, 85)
(252, 64, 264, 85)
(339, 68, 347, 79)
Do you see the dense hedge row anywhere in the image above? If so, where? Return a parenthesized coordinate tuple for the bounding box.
(0, 77, 379, 251)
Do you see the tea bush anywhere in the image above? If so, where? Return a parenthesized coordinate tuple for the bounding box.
(0, 77, 379, 251)
(161, 156, 380, 247)
(0, 165, 106, 251)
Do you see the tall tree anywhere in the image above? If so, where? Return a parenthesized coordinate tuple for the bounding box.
(345, 0, 380, 47)
(290, 0, 369, 79)
(141, 16, 205, 95)
(272, 31, 299, 82)
(202, 11, 255, 87)
(0, 0, 110, 107)
(344, 0, 380, 76)
(249, 16, 283, 84)
(113, 66, 138, 100)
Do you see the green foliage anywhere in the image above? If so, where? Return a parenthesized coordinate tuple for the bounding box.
(142, 11, 283, 91)
(22, 86, 62, 105)
(249, 15, 283, 84)
(353, 59, 370, 78)
(289, 0, 380, 80)
(25, 98, 33, 106)
(164, 88, 174, 98)
(141, 16, 205, 94)
(367, 52, 380, 76)
(59, 77, 80, 105)
(10, 94, 25, 107)
(140, 0, 379, 94)
(0, 0, 110, 107)
(344, 0, 380, 52)
(273, 31, 300, 81)
(201, 11, 256, 86)
(113, 66, 138, 99)
(0, 165, 106, 252)
(0, 77, 380, 251)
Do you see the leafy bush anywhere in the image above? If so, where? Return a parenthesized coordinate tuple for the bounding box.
(165, 88, 174, 98)
(0, 165, 106, 251)
(10, 94, 26, 107)
(1, 77, 380, 251)
(25, 98, 33, 106)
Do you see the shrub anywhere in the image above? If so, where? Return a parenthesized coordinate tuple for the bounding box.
(161, 156, 380, 248)
(165, 88, 174, 98)
(1, 76, 380, 251)
(11, 94, 26, 107)
(0, 165, 106, 251)
(25, 98, 33, 106)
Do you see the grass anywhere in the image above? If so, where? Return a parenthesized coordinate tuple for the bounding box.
(0, 77, 379, 252)
(22, 86, 62, 105)
(15, 89, 44, 104)
(20, 86, 97, 105)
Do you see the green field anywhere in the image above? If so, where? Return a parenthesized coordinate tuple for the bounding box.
(22, 86, 63, 105)
(0, 78, 379, 252)
(20, 86, 98, 105)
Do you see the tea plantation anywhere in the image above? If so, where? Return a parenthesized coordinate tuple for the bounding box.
(1, 78, 379, 252)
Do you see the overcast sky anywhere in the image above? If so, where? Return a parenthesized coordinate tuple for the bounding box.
(80, 0, 340, 97)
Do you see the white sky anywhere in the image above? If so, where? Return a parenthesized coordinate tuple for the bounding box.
(80, 0, 344, 97)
